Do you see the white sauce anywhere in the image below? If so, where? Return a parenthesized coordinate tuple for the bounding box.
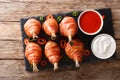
(91, 34, 116, 59)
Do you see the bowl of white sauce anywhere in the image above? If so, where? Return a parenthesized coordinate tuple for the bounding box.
(91, 34, 116, 59)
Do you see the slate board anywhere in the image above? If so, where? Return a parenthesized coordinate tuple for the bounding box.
(20, 8, 116, 71)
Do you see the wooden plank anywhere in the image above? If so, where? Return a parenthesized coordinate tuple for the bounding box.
(112, 10, 120, 21)
(0, 22, 21, 40)
(0, 0, 78, 3)
(116, 39, 120, 58)
(0, 0, 119, 4)
(0, 40, 24, 59)
(0, 1, 119, 21)
(113, 21, 120, 39)
(0, 60, 120, 80)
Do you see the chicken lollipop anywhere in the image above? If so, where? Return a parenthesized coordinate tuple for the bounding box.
(42, 15, 58, 40)
(44, 41, 61, 71)
(24, 18, 41, 39)
(24, 39, 42, 72)
(59, 16, 78, 45)
(65, 39, 90, 67)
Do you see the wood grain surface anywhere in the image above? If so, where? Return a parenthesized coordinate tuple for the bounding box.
(0, 0, 120, 80)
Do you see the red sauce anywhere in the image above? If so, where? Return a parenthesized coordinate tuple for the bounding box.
(80, 11, 101, 33)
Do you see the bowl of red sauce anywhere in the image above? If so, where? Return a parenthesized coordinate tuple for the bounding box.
(78, 10, 103, 35)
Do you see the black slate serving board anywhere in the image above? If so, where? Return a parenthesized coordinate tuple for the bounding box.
(20, 8, 116, 71)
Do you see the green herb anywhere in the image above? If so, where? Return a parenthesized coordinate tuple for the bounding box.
(57, 16, 62, 22)
(39, 16, 44, 21)
(72, 12, 78, 17)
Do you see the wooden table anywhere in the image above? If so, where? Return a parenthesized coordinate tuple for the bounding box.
(0, 0, 120, 80)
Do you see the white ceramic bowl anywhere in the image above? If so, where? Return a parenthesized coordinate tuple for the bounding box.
(91, 34, 116, 59)
(78, 10, 103, 35)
